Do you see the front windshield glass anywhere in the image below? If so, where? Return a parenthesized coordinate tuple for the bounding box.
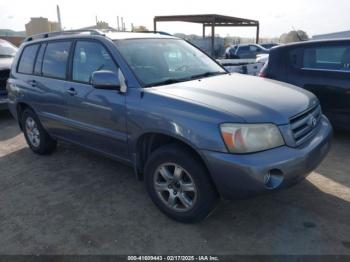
(116, 38, 226, 87)
(0, 40, 18, 58)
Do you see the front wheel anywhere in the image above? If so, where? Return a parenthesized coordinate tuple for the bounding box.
(144, 144, 219, 223)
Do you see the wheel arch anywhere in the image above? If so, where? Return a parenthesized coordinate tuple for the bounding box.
(134, 132, 216, 190)
(16, 102, 35, 131)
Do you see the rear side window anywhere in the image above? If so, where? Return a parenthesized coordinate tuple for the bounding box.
(42, 41, 71, 79)
(303, 45, 350, 71)
(250, 45, 259, 52)
(17, 44, 39, 74)
(72, 41, 117, 83)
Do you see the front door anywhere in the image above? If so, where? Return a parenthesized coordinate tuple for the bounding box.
(65, 40, 129, 161)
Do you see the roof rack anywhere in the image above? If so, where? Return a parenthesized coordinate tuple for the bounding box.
(137, 31, 172, 36)
(24, 29, 108, 42)
(24, 29, 173, 42)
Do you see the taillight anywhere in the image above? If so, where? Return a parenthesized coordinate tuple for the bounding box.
(258, 71, 266, 77)
(258, 62, 268, 78)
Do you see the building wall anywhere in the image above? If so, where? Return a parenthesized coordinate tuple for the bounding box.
(49, 22, 60, 32)
(25, 17, 60, 36)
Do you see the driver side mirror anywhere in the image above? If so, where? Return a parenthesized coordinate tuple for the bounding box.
(91, 70, 121, 90)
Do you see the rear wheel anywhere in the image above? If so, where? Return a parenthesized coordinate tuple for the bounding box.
(144, 144, 219, 223)
(22, 108, 57, 154)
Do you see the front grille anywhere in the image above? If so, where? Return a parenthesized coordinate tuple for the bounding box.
(0, 69, 10, 93)
(290, 104, 322, 146)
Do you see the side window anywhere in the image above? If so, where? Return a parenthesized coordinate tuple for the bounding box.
(34, 44, 46, 75)
(238, 46, 249, 54)
(303, 45, 350, 71)
(72, 41, 118, 83)
(17, 44, 39, 74)
(42, 41, 71, 79)
(250, 45, 258, 52)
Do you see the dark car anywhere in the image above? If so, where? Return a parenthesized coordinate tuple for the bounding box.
(260, 43, 280, 49)
(7, 30, 332, 222)
(225, 44, 269, 59)
(0, 39, 17, 110)
(260, 39, 350, 130)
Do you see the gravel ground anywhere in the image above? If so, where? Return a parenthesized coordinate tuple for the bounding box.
(0, 110, 349, 255)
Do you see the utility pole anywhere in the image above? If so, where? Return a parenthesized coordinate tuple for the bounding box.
(56, 5, 62, 31)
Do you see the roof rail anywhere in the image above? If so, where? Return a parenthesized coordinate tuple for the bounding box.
(137, 31, 173, 36)
(24, 29, 107, 42)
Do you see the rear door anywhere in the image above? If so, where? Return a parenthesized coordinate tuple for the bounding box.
(34, 41, 73, 137)
(65, 39, 128, 161)
(14, 41, 72, 138)
(287, 42, 350, 129)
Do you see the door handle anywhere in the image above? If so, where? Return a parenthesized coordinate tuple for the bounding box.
(66, 87, 77, 96)
(28, 80, 36, 87)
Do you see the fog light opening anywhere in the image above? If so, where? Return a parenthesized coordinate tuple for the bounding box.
(264, 172, 271, 185)
(264, 169, 284, 190)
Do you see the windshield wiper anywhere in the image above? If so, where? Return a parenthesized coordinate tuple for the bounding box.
(145, 71, 227, 87)
(145, 77, 190, 87)
(190, 71, 227, 80)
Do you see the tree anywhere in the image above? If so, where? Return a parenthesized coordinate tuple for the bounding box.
(280, 30, 309, 43)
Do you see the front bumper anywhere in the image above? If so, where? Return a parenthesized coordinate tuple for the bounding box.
(201, 116, 333, 199)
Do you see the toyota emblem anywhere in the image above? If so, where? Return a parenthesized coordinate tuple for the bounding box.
(309, 116, 317, 127)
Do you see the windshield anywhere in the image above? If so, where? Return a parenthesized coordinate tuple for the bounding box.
(0, 40, 18, 58)
(116, 38, 226, 87)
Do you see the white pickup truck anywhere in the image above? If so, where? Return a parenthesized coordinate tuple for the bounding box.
(217, 54, 269, 76)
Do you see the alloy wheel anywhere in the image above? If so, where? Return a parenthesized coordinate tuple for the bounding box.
(25, 117, 40, 147)
(153, 163, 197, 212)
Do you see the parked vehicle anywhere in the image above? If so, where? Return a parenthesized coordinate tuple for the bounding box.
(7, 30, 332, 223)
(218, 57, 265, 76)
(0, 39, 17, 110)
(260, 43, 280, 49)
(225, 44, 269, 59)
(259, 39, 350, 131)
(256, 54, 269, 64)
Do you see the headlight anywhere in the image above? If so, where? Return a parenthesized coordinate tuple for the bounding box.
(220, 123, 285, 153)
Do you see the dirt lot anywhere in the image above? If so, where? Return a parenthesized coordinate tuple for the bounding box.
(0, 110, 349, 255)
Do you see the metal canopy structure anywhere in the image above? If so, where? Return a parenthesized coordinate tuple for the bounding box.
(154, 14, 260, 56)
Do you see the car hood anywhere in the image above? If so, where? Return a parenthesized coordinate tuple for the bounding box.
(149, 73, 318, 125)
(0, 57, 13, 70)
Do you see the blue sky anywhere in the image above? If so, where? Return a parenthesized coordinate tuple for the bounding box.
(1, 0, 349, 37)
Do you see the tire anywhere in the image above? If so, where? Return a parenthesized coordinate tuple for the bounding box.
(21, 108, 57, 155)
(144, 144, 219, 223)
